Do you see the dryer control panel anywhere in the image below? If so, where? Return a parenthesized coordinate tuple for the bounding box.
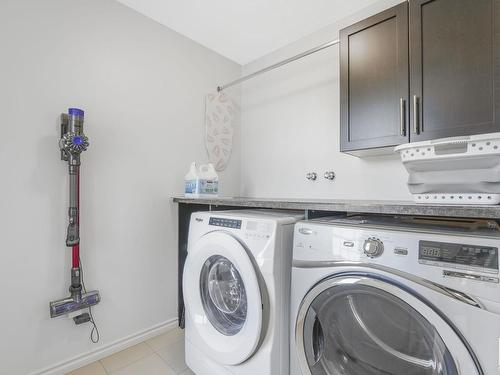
(293, 219, 500, 304)
(419, 240, 498, 273)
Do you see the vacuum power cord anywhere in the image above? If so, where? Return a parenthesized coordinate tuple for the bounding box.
(79, 254, 100, 343)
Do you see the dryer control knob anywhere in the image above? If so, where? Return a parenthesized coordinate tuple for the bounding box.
(363, 238, 384, 258)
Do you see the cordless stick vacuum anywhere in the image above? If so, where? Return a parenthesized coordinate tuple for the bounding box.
(50, 108, 100, 325)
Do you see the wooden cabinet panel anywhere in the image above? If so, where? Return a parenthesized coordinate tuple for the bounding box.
(340, 2, 409, 153)
(410, 0, 500, 141)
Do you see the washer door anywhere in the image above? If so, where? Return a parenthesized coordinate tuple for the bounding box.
(183, 231, 263, 365)
(296, 274, 481, 375)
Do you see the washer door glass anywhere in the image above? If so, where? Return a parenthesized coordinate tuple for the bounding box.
(302, 283, 458, 375)
(200, 255, 247, 336)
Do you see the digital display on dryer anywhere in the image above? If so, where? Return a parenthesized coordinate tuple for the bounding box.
(419, 240, 498, 272)
(209, 217, 242, 229)
(421, 247, 442, 258)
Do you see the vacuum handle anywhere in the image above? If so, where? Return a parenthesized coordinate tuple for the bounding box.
(60, 114, 69, 161)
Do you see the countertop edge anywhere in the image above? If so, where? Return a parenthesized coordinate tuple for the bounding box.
(172, 197, 500, 219)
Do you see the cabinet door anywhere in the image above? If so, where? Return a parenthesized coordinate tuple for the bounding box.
(340, 2, 409, 153)
(410, 0, 500, 141)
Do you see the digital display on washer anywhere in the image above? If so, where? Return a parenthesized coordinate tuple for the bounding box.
(419, 240, 498, 271)
(209, 217, 242, 229)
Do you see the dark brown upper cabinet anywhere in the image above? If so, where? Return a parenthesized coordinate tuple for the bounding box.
(410, 0, 500, 141)
(340, 2, 409, 155)
(340, 0, 500, 155)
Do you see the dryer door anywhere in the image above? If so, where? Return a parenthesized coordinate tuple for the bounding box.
(183, 231, 263, 365)
(295, 274, 482, 375)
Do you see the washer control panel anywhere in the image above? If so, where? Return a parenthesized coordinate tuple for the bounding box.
(209, 217, 242, 229)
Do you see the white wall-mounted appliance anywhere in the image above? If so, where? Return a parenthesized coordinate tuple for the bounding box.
(291, 215, 500, 375)
(184, 210, 303, 375)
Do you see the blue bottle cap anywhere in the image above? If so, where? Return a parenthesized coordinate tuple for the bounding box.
(68, 108, 84, 117)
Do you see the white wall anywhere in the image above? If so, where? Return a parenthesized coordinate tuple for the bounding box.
(240, 0, 411, 200)
(0, 1, 240, 374)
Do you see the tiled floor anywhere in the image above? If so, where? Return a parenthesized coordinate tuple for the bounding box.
(67, 328, 194, 375)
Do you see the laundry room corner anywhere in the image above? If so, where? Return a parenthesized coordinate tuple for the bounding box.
(0, 1, 241, 374)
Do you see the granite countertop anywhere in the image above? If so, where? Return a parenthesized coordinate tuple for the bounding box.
(172, 196, 500, 219)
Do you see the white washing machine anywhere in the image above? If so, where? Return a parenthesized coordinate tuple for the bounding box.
(290, 215, 500, 375)
(183, 209, 304, 375)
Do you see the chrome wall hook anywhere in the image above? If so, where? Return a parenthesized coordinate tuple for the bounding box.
(306, 172, 317, 181)
(324, 171, 335, 180)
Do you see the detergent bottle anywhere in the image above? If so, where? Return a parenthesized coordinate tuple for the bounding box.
(184, 162, 200, 197)
(198, 163, 219, 197)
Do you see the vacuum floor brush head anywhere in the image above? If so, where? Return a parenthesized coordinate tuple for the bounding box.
(49, 290, 100, 318)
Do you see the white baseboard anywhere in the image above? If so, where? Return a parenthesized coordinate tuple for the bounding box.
(31, 318, 179, 375)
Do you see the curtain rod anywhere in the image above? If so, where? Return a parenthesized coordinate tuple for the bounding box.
(217, 38, 340, 92)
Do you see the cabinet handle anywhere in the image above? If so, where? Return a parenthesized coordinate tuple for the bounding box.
(399, 98, 406, 136)
(413, 95, 419, 134)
